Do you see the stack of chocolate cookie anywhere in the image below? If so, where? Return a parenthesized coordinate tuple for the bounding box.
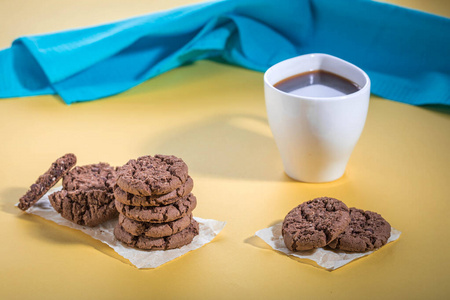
(18, 153, 119, 227)
(282, 197, 391, 253)
(113, 155, 199, 250)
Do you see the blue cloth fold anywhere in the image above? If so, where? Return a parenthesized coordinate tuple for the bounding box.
(0, 0, 449, 105)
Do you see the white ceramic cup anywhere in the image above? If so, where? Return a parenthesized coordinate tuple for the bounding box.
(264, 53, 370, 182)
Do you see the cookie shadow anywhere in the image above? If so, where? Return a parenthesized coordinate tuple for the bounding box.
(244, 219, 282, 249)
(17, 213, 92, 245)
(17, 213, 133, 267)
(245, 220, 334, 272)
(285, 255, 332, 271)
(244, 235, 272, 250)
(0, 187, 26, 215)
(147, 113, 289, 182)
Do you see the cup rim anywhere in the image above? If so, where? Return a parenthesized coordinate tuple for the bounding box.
(264, 53, 371, 101)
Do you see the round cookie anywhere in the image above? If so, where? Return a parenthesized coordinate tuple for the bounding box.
(327, 207, 391, 252)
(62, 163, 116, 193)
(114, 176, 194, 206)
(48, 162, 118, 226)
(116, 155, 189, 196)
(282, 197, 351, 251)
(49, 189, 118, 227)
(18, 153, 77, 211)
(119, 213, 192, 238)
(115, 193, 197, 223)
(114, 219, 199, 250)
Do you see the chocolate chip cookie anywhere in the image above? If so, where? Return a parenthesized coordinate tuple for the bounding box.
(49, 189, 117, 227)
(114, 219, 199, 250)
(114, 176, 193, 206)
(119, 213, 192, 238)
(116, 155, 189, 196)
(115, 193, 197, 223)
(327, 208, 391, 252)
(19, 153, 77, 211)
(282, 197, 351, 251)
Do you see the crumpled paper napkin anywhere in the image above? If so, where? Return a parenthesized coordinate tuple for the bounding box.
(255, 222, 401, 270)
(21, 187, 226, 269)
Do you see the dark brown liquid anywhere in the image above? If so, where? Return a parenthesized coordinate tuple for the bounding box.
(274, 70, 361, 97)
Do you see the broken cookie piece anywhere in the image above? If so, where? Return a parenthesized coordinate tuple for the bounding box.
(18, 153, 77, 211)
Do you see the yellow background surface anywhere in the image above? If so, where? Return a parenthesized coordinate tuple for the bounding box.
(1, 0, 449, 299)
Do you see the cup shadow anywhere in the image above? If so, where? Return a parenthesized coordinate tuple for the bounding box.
(147, 113, 291, 182)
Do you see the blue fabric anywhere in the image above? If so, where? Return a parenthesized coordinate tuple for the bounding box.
(0, 0, 449, 105)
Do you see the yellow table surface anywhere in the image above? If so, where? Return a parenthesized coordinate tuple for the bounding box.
(1, 0, 449, 299)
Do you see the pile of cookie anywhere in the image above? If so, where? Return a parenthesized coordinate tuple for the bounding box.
(19, 153, 119, 227)
(282, 197, 391, 252)
(113, 155, 199, 250)
(49, 162, 119, 227)
(18, 153, 199, 251)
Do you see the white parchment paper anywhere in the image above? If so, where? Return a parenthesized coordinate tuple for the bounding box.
(23, 187, 226, 269)
(255, 222, 401, 270)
